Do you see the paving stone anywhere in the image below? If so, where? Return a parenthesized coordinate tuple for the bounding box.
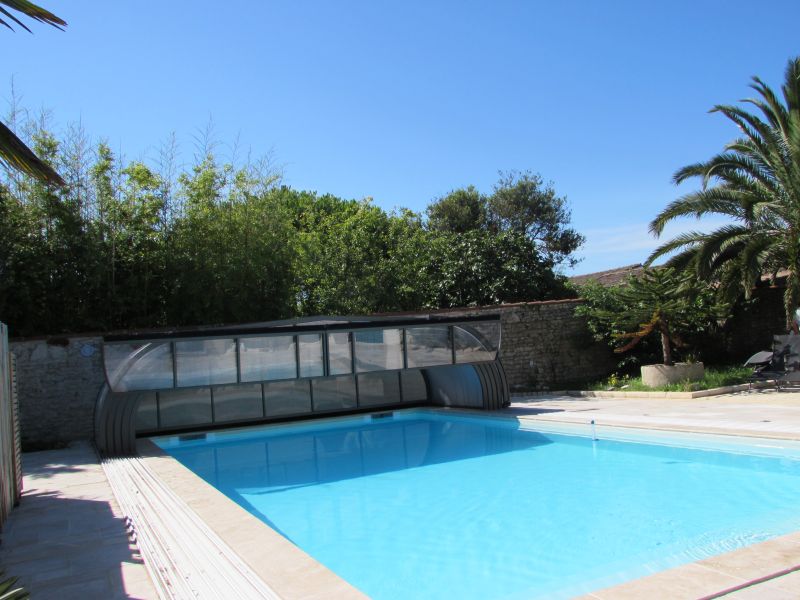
(0, 441, 157, 599)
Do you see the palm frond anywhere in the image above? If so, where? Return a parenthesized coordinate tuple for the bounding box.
(693, 225, 751, 278)
(0, 121, 64, 185)
(0, 0, 65, 31)
(738, 234, 778, 290)
(748, 77, 789, 132)
(646, 235, 708, 268)
(649, 187, 749, 236)
(659, 247, 701, 272)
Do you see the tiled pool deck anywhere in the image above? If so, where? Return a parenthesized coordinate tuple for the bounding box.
(0, 442, 156, 599)
(4, 388, 800, 598)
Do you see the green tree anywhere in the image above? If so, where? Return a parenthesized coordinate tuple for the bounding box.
(426, 186, 487, 233)
(648, 57, 800, 328)
(488, 171, 585, 268)
(14, 127, 91, 332)
(424, 229, 569, 308)
(295, 194, 428, 315)
(168, 156, 295, 325)
(424, 171, 584, 269)
(0, 1, 66, 185)
(577, 268, 728, 366)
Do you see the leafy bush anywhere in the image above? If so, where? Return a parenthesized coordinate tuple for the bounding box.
(576, 268, 730, 368)
(589, 366, 752, 392)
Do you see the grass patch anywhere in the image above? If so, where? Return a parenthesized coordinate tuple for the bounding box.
(588, 366, 752, 393)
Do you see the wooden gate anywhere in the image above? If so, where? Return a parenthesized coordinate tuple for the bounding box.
(0, 322, 22, 530)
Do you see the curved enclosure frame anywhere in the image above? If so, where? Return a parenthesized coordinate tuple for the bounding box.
(96, 315, 508, 455)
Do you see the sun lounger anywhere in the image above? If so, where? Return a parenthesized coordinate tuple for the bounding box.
(747, 335, 800, 390)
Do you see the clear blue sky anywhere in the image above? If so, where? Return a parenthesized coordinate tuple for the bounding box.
(3, 1, 799, 274)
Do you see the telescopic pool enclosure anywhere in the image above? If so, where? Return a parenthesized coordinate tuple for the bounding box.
(95, 314, 509, 456)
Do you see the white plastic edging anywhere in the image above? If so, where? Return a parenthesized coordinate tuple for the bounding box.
(103, 457, 280, 600)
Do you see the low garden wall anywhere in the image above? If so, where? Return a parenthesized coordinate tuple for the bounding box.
(8, 300, 616, 448)
(8, 286, 789, 448)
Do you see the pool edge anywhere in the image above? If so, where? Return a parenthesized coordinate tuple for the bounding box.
(139, 408, 800, 599)
(136, 438, 368, 600)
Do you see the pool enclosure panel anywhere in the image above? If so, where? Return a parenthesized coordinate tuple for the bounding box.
(95, 314, 509, 455)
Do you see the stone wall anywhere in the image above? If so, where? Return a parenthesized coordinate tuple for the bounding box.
(721, 285, 788, 360)
(10, 336, 104, 449)
(441, 299, 616, 392)
(8, 299, 615, 446)
(7, 281, 792, 447)
(496, 300, 616, 391)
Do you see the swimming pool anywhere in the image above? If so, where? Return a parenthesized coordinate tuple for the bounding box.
(154, 410, 800, 599)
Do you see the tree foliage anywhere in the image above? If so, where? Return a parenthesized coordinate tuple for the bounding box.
(426, 186, 486, 234)
(648, 57, 800, 327)
(424, 230, 568, 308)
(0, 113, 575, 337)
(425, 171, 584, 269)
(576, 268, 729, 367)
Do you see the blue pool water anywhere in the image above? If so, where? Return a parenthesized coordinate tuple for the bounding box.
(155, 412, 800, 599)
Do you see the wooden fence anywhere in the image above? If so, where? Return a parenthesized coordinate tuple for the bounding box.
(0, 322, 22, 530)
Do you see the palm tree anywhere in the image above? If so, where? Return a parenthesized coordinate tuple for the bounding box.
(0, 0, 66, 186)
(648, 57, 800, 329)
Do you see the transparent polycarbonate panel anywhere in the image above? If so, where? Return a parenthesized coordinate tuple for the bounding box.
(357, 372, 401, 407)
(134, 392, 158, 432)
(264, 380, 312, 417)
(174, 339, 237, 387)
(312, 376, 357, 412)
(104, 342, 174, 392)
(406, 326, 452, 368)
(328, 332, 353, 375)
(213, 384, 264, 423)
(354, 328, 403, 372)
(158, 388, 212, 428)
(298, 334, 324, 378)
(239, 336, 296, 381)
(454, 322, 500, 363)
(401, 369, 428, 403)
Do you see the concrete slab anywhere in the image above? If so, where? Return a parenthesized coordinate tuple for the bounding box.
(0, 442, 157, 599)
(509, 388, 800, 440)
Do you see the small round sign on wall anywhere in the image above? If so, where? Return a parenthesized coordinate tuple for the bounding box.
(80, 344, 96, 358)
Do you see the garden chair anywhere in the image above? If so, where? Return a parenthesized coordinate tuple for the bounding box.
(747, 335, 800, 390)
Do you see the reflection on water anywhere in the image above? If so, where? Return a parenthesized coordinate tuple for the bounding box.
(168, 418, 551, 492)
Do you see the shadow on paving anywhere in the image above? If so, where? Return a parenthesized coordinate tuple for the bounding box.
(0, 444, 154, 600)
(500, 405, 566, 417)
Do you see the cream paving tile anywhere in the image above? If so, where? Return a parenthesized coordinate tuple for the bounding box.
(719, 580, 799, 599)
(755, 569, 800, 595)
(697, 536, 800, 581)
(590, 564, 745, 599)
(0, 441, 157, 600)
